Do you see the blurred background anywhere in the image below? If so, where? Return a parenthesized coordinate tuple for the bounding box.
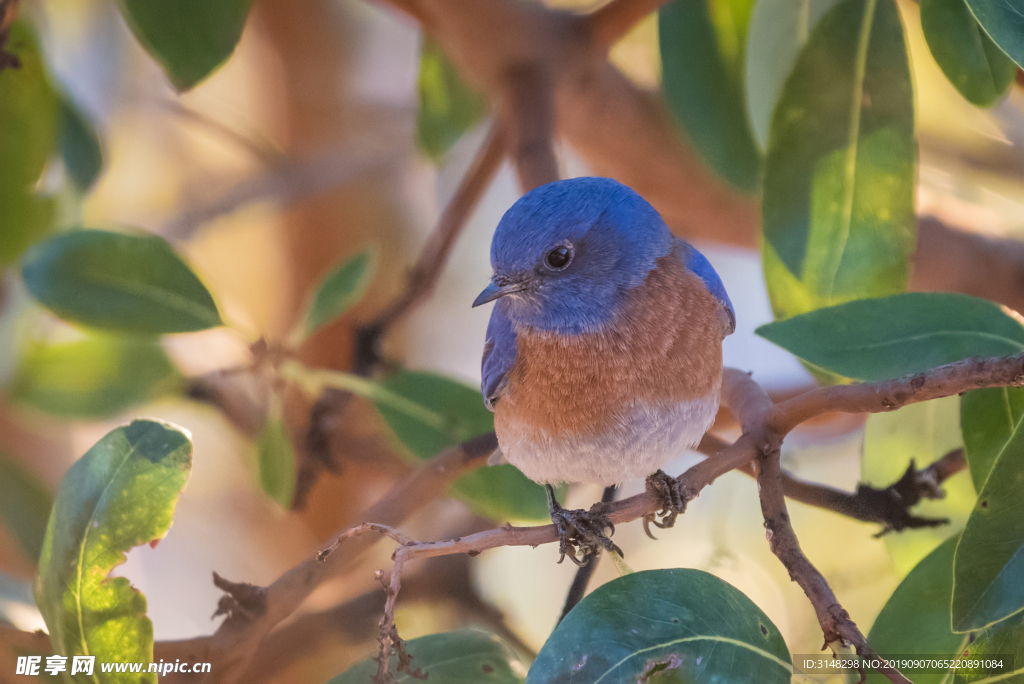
(1, 0, 1023, 681)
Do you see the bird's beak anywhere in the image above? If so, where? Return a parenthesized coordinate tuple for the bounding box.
(472, 279, 527, 307)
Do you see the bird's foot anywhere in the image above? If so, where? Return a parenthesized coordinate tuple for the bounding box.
(546, 485, 622, 566)
(643, 469, 694, 538)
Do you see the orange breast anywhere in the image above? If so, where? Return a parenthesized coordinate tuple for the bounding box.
(494, 249, 724, 439)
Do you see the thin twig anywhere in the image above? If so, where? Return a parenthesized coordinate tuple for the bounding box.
(698, 434, 967, 532)
(317, 523, 415, 561)
(355, 122, 509, 372)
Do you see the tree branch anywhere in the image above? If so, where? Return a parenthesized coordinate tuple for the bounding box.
(355, 122, 509, 372)
(201, 431, 498, 684)
(721, 373, 912, 683)
(380, 0, 1024, 314)
(698, 434, 967, 532)
(5, 353, 1013, 682)
(332, 353, 1024, 683)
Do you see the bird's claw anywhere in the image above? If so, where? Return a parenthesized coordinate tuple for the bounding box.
(550, 503, 622, 566)
(643, 469, 693, 539)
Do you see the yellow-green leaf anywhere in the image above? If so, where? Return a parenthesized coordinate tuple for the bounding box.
(416, 38, 487, 160)
(10, 335, 179, 419)
(762, 0, 915, 321)
(0, 21, 58, 265)
(36, 420, 192, 683)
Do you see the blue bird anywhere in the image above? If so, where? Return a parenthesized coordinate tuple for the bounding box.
(473, 177, 735, 563)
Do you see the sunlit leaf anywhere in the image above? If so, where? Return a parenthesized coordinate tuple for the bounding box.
(960, 387, 1024, 492)
(329, 630, 526, 684)
(756, 293, 1024, 382)
(528, 569, 791, 683)
(257, 413, 296, 508)
(865, 535, 967, 684)
(295, 248, 375, 342)
(374, 369, 555, 522)
(660, 0, 762, 191)
(862, 397, 972, 575)
(117, 0, 255, 91)
(0, 454, 53, 563)
(10, 335, 180, 419)
(36, 420, 192, 683)
(762, 0, 915, 321)
(0, 21, 58, 265)
(22, 229, 222, 334)
(58, 94, 103, 191)
(744, 0, 844, 150)
(953, 614, 1024, 683)
(953, 421, 1024, 631)
(417, 38, 487, 160)
(963, 0, 1024, 69)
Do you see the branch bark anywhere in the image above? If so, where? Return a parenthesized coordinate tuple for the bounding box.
(699, 434, 967, 532)
(325, 353, 1024, 684)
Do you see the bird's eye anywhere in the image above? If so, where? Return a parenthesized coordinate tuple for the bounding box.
(545, 246, 572, 270)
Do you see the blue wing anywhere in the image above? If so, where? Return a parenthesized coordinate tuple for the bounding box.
(677, 238, 736, 336)
(481, 302, 518, 410)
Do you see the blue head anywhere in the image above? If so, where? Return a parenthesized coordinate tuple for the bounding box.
(472, 177, 673, 334)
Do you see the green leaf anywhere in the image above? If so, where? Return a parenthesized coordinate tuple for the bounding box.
(756, 293, 1024, 382)
(416, 38, 487, 160)
(953, 420, 1024, 631)
(865, 535, 967, 684)
(862, 397, 973, 575)
(22, 229, 222, 334)
(376, 370, 493, 459)
(117, 0, 255, 91)
(660, 0, 762, 191)
(528, 569, 791, 683)
(0, 21, 58, 265)
(954, 614, 1024, 683)
(963, 0, 1024, 69)
(35, 420, 192, 683)
(329, 629, 526, 684)
(10, 335, 180, 419)
(0, 454, 53, 563)
(921, 0, 1017, 107)
(59, 95, 103, 191)
(375, 370, 554, 522)
(295, 248, 375, 341)
(447, 466, 556, 524)
(257, 414, 296, 508)
(761, 0, 915, 321)
(744, 0, 845, 150)
(961, 387, 1024, 492)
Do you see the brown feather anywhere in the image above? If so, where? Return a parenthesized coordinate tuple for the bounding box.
(495, 246, 724, 440)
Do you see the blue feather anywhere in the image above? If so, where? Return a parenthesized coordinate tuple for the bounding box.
(481, 300, 518, 410)
(678, 238, 736, 335)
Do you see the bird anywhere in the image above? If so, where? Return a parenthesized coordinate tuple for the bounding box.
(473, 177, 735, 564)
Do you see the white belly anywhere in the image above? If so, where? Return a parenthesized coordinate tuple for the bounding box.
(496, 392, 720, 486)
